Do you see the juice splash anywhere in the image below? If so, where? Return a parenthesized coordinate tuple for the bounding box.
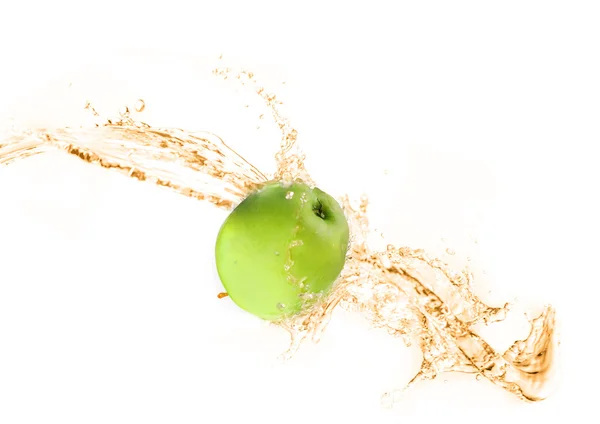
(0, 66, 558, 405)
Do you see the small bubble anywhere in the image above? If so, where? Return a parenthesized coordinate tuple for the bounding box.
(134, 99, 145, 112)
(446, 248, 455, 256)
(476, 374, 483, 381)
(285, 191, 294, 199)
(275, 251, 280, 256)
(277, 303, 286, 310)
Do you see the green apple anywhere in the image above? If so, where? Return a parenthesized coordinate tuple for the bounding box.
(215, 181, 350, 321)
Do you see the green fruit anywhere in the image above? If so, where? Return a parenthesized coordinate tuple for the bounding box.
(215, 181, 350, 321)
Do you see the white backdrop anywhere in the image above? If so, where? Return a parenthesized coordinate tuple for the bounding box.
(1, 1, 598, 423)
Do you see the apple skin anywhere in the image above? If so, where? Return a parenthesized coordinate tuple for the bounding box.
(215, 181, 350, 321)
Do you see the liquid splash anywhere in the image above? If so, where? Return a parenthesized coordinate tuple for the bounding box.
(0, 67, 558, 404)
(1, 104, 266, 209)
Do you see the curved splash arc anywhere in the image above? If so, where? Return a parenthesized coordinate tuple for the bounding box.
(280, 195, 558, 403)
(1, 123, 267, 209)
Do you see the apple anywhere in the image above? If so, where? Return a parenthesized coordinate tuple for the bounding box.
(215, 181, 350, 321)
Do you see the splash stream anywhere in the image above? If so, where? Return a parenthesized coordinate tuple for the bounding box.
(0, 68, 558, 404)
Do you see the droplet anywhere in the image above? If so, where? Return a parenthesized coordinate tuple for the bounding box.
(285, 191, 294, 199)
(380, 392, 394, 409)
(476, 374, 483, 381)
(446, 248, 455, 256)
(134, 99, 146, 112)
(275, 251, 280, 256)
(277, 303, 286, 310)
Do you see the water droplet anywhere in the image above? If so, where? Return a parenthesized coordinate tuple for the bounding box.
(476, 374, 483, 381)
(275, 251, 280, 256)
(134, 99, 146, 112)
(446, 248, 455, 256)
(277, 303, 286, 310)
(285, 191, 294, 199)
(380, 392, 394, 409)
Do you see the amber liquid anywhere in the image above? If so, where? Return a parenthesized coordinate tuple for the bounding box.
(0, 68, 558, 404)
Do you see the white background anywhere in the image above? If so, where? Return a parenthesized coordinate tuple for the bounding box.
(1, 1, 599, 423)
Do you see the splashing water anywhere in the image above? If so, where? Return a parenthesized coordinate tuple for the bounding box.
(0, 67, 558, 404)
